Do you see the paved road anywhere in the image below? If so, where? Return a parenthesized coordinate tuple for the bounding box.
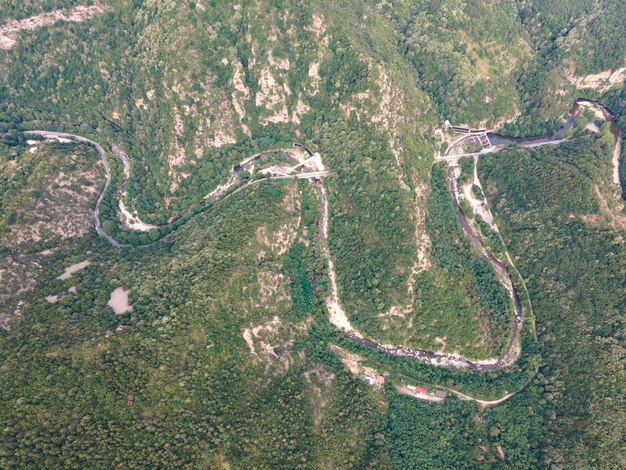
(437, 146, 497, 162)
(18, 131, 508, 371)
(21, 134, 331, 249)
(436, 138, 574, 162)
(24, 98, 619, 377)
(24, 130, 123, 248)
(438, 99, 621, 171)
(272, 170, 331, 179)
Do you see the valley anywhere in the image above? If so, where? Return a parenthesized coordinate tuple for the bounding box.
(15, 96, 621, 382)
(1, 1, 624, 468)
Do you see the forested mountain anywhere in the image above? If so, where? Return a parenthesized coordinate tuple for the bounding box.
(0, 1, 624, 468)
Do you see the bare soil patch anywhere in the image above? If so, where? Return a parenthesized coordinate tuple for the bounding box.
(254, 270, 292, 310)
(582, 185, 626, 231)
(329, 344, 380, 379)
(108, 287, 133, 314)
(395, 384, 444, 403)
(57, 260, 90, 280)
(242, 316, 310, 374)
(255, 66, 291, 125)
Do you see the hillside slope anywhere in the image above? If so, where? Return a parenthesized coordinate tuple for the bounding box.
(0, 0, 624, 468)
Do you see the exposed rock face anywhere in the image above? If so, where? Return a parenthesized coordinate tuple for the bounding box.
(242, 316, 310, 374)
(569, 67, 626, 92)
(0, 5, 109, 50)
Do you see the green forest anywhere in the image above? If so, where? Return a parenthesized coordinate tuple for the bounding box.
(479, 136, 625, 468)
(1, 0, 625, 468)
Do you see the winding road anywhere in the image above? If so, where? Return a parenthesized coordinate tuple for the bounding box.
(440, 99, 622, 183)
(24, 130, 122, 248)
(21, 133, 329, 248)
(19, 98, 621, 378)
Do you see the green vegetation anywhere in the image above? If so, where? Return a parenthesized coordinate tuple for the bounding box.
(0, 139, 102, 243)
(397, 0, 525, 125)
(393, 165, 511, 358)
(480, 136, 625, 468)
(387, 392, 477, 468)
(519, 0, 626, 75)
(0, 178, 388, 468)
(0, 0, 624, 467)
(385, 383, 545, 469)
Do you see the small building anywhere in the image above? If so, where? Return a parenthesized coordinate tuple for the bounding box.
(435, 390, 447, 398)
(375, 375, 385, 386)
(443, 119, 451, 130)
(408, 384, 430, 394)
(362, 376, 375, 385)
